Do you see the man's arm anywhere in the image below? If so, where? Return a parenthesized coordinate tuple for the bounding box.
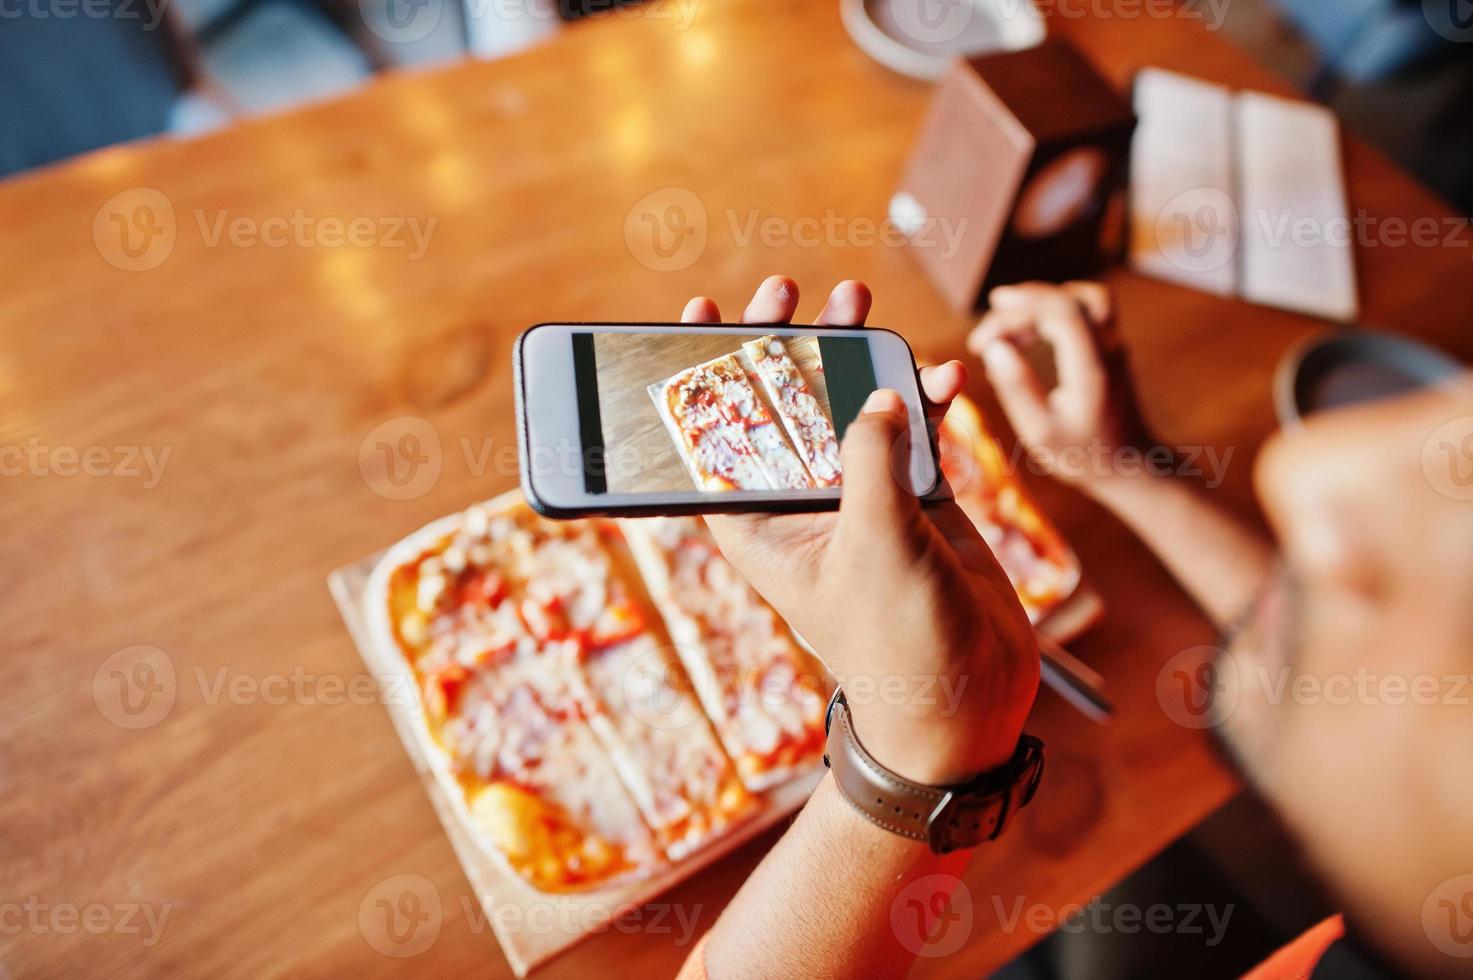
(675, 277, 1041, 980)
(970, 282, 1276, 630)
(705, 775, 971, 980)
(1085, 469, 1274, 628)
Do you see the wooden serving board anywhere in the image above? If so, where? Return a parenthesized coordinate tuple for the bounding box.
(326, 504, 1100, 976)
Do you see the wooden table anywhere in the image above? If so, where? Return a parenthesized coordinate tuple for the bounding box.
(2, 1, 1469, 977)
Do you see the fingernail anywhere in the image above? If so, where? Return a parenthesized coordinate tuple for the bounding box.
(862, 388, 904, 415)
(982, 341, 1020, 375)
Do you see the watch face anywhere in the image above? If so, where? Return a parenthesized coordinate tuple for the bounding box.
(1010, 147, 1110, 240)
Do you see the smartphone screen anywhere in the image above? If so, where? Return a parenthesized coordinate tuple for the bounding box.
(517, 323, 939, 517)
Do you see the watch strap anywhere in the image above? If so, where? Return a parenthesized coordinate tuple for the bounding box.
(823, 688, 1044, 854)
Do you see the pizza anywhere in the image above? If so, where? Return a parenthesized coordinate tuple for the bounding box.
(651, 353, 815, 492)
(937, 395, 1082, 621)
(366, 497, 757, 891)
(359, 394, 1085, 894)
(570, 628, 758, 860)
(620, 516, 829, 791)
(742, 336, 843, 487)
(443, 650, 662, 893)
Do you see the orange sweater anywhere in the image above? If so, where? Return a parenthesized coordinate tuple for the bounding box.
(1242, 915, 1346, 980)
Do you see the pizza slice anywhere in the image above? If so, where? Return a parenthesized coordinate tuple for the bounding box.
(619, 516, 829, 791)
(652, 353, 814, 492)
(572, 630, 759, 860)
(396, 500, 758, 863)
(442, 648, 666, 892)
(742, 336, 842, 487)
(936, 395, 1082, 621)
(370, 502, 665, 892)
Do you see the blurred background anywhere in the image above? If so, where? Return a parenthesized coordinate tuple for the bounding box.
(2, 0, 1472, 213)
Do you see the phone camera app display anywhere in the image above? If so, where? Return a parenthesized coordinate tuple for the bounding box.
(571, 332, 879, 495)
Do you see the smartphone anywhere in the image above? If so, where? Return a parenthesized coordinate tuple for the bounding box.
(514, 322, 941, 518)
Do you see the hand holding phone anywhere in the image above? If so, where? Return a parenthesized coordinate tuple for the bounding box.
(515, 288, 942, 518)
(515, 276, 1040, 781)
(687, 277, 1041, 785)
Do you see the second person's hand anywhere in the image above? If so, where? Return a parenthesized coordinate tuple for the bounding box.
(967, 281, 1150, 496)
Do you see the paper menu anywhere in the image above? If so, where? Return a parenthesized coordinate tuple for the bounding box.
(1129, 68, 1359, 322)
(1129, 69, 1237, 299)
(1235, 92, 1359, 321)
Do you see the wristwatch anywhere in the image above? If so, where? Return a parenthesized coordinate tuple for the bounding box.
(822, 687, 1045, 854)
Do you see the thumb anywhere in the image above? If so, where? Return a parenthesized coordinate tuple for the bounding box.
(836, 389, 923, 549)
(981, 339, 1051, 444)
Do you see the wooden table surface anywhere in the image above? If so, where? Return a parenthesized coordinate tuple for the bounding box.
(2, 2, 1470, 978)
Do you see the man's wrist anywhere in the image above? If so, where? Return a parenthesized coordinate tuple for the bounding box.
(1079, 461, 1172, 509)
(846, 701, 1019, 785)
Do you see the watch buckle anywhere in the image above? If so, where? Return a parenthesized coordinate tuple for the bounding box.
(926, 790, 959, 854)
(823, 687, 844, 737)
